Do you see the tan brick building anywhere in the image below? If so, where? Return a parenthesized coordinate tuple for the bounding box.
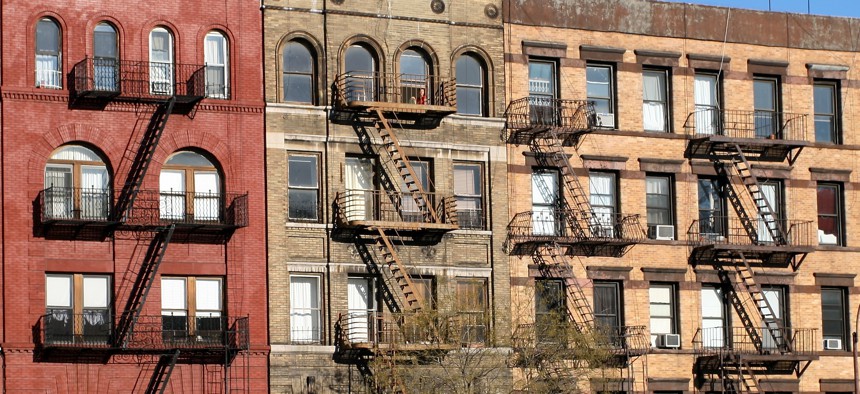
(504, 0, 860, 393)
(263, 0, 511, 392)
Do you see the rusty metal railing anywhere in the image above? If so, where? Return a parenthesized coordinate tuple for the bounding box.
(332, 72, 456, 109)
(686, 216, 814, 248)
(684, 108, 807, 141)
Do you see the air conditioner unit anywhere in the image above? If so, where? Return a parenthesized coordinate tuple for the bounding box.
(824, 338, 843, 350)
(595, 113, 616, 128)
(659, 333, 681, 348)
(651, 225, 675, 240)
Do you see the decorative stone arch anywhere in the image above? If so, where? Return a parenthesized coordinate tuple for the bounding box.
(393, 40, 441, 78)
(85, 16, 125, 58)
(337, 35, 387, 75)
(152, 129, 235, 188)
(451, 45, 496, 116)
(28, 123, 122, 188)
(276, 31, 326, 104)
(141, 20, 182, 62)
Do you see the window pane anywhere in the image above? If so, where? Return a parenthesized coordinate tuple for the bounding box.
(528, 62, 554, 96)
(196, 279, 221, 311)
(814, 85, 835, 114)
(288, 189, 318, 219)
(642, 72, 665, 101)
(161, 278, 187, 310)
(754, 79, 776, 111)
(47, 275, 72, 308)
(83, 276, 109, 308)
(36, 19, 60, 53)
(94, 24, 117, 58)
(283, 75, 312, 103)
(456, 87, 482, 115)
(284, 42, 313, 73)
(817, 185, 837, 215)
(345, 45, 373, 73)
(401, 49, 428, 77)
(456, 55, 483, 85)
(165, 151, 214, 167)
(289, 155, 318, 187)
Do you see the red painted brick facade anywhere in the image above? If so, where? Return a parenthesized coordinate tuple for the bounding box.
(0, 1, 268, 392)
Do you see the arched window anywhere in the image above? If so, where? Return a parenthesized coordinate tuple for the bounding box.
(44, 145, 110, 220)
(204, 31, 228, 99)
(160, 151, 221, 222)
(344, 44, 376, 101)
(282, 40, 315, 104)
(400, 49, 431, 104)
(93, 23, 118, 91)
(149, 27, 174, 95)
(36, 18, 61, 89)
(455, 54, 486, 116)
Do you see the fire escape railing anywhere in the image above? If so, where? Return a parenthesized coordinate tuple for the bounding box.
(692, 326, 818, 357)
(502, 98, 595, 145)
(334, 311, 485, 349)
(686, 217, 815, 248)
(333, 190, 458, 227)
(504, 210, 644, 250)
(123, 190, 249, 228)
(39, 187, 112, 222)
(72, 57, 207, 101)
(683, 109, 807, 141)
(332, 72, 457, 108)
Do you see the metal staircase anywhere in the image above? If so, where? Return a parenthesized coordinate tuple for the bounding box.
(112, 98, 177, 222)
(532, 243, 594, 332)
(729, 254, 789, 353)
(374, 228, 425, 312)
(115, 225, 176, 347)
(145, 350, 181, 394)
(530, 134, 592, 239)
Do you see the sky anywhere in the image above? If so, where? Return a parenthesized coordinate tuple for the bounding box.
(659, 0, 860, 18)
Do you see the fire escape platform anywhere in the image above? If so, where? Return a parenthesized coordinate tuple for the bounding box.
(690, 244, 813, 268)
(685, 135, 808, 163)
(506, 236, 636, 258)
(502, 98, 596, 147)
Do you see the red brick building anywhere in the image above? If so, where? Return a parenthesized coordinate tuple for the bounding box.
(0, 1, 268, 392)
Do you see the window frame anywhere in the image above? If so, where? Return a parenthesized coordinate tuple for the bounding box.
(290, 274, 323, 344)
(45, 273, 112, 344)
(454, 53, 487, 116)
(642, 68, 671, 132)
(35, 17, 62, 89)
(282, 39, 316, 104)
(149, 27, 175, 95)
(44, 145, 110, 220)
(649, 283, 678, 348)
(288, 152, 321, 222)
(161, 276, 224, 340)
(753, 75, 782, 139)
(697, 177, 726, 238)
(590, 171, 619, 236)
(645, 174, 675, 239)
(204, 31, 229, 99)
(532, 167, 561, 236)
(453, 162, 484, 230)
(814, 80, 841, 144)
(456, 277, 489, 345)
(159, 151, 222, 222)
(821, 287, 848, 350)
(701, 285, 730, 348)
(535, 278, 566, 343)
(343, 44, 378, 102)
(817, 182, 844, 246)
(693, 72, 722, 135)
(587, 63, 617, 129)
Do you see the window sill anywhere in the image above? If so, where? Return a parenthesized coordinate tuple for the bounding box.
(266, 102, 328, 114)
(816, 244, 860, 252)
(444, 115, 505, 127)
(285, 222, 330, 229)
(592, 128, 688, 139)
(648, 347, 695, 355)
(820, 350, 852, 357)
(271, 344, 334, 353)
(451, 229, 493, 236)
(639, 238, 687, 246)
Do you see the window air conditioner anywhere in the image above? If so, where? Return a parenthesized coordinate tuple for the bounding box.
(652, 225, 675, 240)
(659, 333, 681, 348)
(824, 338, 843, 350)
(595, 113, 615, 128)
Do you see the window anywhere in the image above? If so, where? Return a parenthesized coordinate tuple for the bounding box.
(757, 180, 784, 244)
(642, 69, 669, 132)
(160, 151, 221, 222)
(817, 182, 843, 246)
(645, 175, 674, 239)
(760, 286, 787, 350)
(594, 281, 623, 343)
(528, 60, 556, 124)
(288, 153, 320, 221)
(821, 288, 848, 350)
(204, 31, 228, 98)
(45, 274, 111, 344)
(693, 73, 720, 135)
(532, 169, 560, 236)
(149, 27, 174, 95)
(697, 178, 725, 238)
(590, 172, 617, 237)
(453, 163, 483, 229)
(754, 76, 780, 138)
(400, 160, 431, 222)
(701, 286, 728, 348)
(346, 277, 376, 342)
(814, 81, 840, 143)
(282, 40, 315, 103)
(44, 145, 110, 220)
(587, 64, 616, 128)
(36, 18, 61, 88)
(455, 54, 486, 116)
(290, 275, 321, 344)
(535, 278, 566, 342)
(649, 284, 677, 347)
(161, 277, 223, 343)
(400, 49, 431, 104)
(344, 44, 377, 101)
(344, 156, 376, 221)
(93, 23, 118, 92)
(456, 278, 488, 344)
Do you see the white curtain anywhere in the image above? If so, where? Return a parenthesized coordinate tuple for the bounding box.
(44, 165, 72, 218)
(757, 183, 778, 243)
(694, 75, 718, 135)
(194, 171, 220, 221)
(589, 173, 615, 237)
(195, 279, 221, 315)
(701, 288, 724, 348)
(83, 276, 109, 309)
(204, 33, 227, 97)
(36, 55, 60, 88)
(81, 166, 109, 219)
(47, 275, 73, 308)
(531, 171, 558, 236)
(347, 278, 373, 343)
(290, 277, 320, 343)
(150, 29, 174, 94)
(160, 170, 185, 220)
(345, 158, 373, 221)
(642, 73, 666, 131)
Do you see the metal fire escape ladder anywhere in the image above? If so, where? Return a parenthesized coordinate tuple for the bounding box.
(530, 136, 593, 239)
(115, 225, 176, 347)
(372, 108, 439, 223)
(738, 359, 761, 394)
(532, 243, 595, 332)
(730, 253, 791, 353)
(112, 97, 177, 222)
(145, 350, 181, 394)
(374, 228, 426, 312)
(728, 145, 786, 245)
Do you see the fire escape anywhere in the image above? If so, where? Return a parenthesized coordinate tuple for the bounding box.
(685, 108, 817, 393)
(34, 58, 250, 392)
(330, 72, 462, 393)
(503, 97, 648, 372)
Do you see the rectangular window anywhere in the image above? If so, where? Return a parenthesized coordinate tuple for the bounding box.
(693, 73, 720, 135)
(532, 168, 560, 236)
(757, 180, 784, 244)
(753, 76, 780, 138)
(594, 281, 623, 344)
(161, 277, 224, 343)
(822, 287, 848, 350)
(347, 277, 376, 343)
(456, 278, 488, 344)
(401, 160, 431, 222)
(760, 286, 787, 350)
(646, 175, 674, 239)
(588, 64, 616, 128)
(590, 172, 617, 237)
(288, 153, 320, 221)
(344, 156, 375, 221)
(649, 283, 677, 347)
(45, 274, 111, 345)
(697, 177, 725, 238)
(290, 275, 322, 344)
(814, 81, 840, 143)
(454, 163, 484, 230)
(642, 69, 670, 132)
(528, 60, 557, 124)
(701, 286, 727, 348)
(535, 278, 566, 343)
(817, 182, 843, 246)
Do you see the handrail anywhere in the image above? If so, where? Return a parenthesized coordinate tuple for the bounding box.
(333, 190, 457, 226)
(502, 98, 596, 144)
(686, 216, 814, 248)
(683, 108, 807, 142)
(692, 326, 818, 357)
(335, 311, 486, 348)
(505, 210, 644, 244)
(332, 72, 456, 109)
(72, 57, 208, 100)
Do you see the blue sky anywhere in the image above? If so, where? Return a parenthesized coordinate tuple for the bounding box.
(660, 0, 860, 18)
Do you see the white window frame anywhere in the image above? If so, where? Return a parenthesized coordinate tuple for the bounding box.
(204, 31, 229, 99)
(290, 275, 322, 344)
